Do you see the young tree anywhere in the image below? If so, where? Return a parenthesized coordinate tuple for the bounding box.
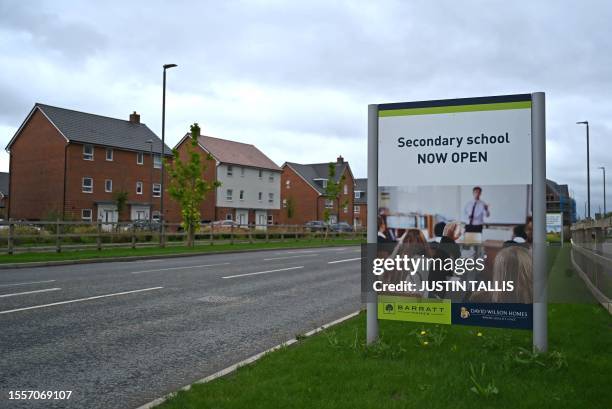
(112, 190, 129, 230)
(166, 123, 220, 246)
(322, 162, 347, 240)
(286, 196, 295, 220)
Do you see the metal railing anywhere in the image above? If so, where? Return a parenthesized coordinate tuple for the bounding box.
(570, 216, 612, 313)
(0, 220, 366, 255)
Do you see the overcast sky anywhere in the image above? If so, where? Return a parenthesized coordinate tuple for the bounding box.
(1, 0, 611, 218)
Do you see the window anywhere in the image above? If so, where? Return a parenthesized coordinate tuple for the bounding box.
(282, 199, 287, 208)
(82, 177, 93, 193)
(83, 145, 94, 160)
(153, 183, 161, 197)
(354, 205, 360, 214)
(285, 180, 290, 189)
(322, 180, 328, 189)
(258, 169, 263, 179)
(355, 191, 361, 199)
(81, 209, 92, 221)
(153, 154, 162, 169)
(227, 165, 233, 176)
(105, 148, 113, 161)
(239, 190, 245, 200)
(258, 192, 263, 201)
(105, 179, 112, 193)
(343, 184, 348, 195)
(137, 152, 144, 165)
(226, 213, 233, 221)
(226, 189, 233, 201)
(240, 167, 245, 177)
(325, 199, 334, 209)
(269, 173, 274, 182)
(267, 215, 273, 225)
(136, 181, 143, 195)
(268, 192, 274, 203)
(152, 211, 161, 221)
(344, 205, 348, 214)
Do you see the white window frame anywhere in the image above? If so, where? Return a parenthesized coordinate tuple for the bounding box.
(152, 183, 161, 197)
(226, 213, 233, 221)
(81, 209, 92, 221)
(105, 148, 113, 161)
(343, 184, 348, 195)
(105, 179, 112, 193)
(267, 214, 273, 225)
(82, 177, 93, 193)
(344, 205, 348, 214)
(354, 205, 360, 214)
(258, 169, 263, 179)
(282, 198, 287, 208)
(137, 152, 144, 165)
(285, 180, 291, 189)
(136, 181, 143, 195)
(226, 189, 233, 201)
(322, 180, 328, 189)
(227, 165, 233, 177)
(83, 145, 94, 161)
(239, 190, 245, 201)
(268, 173, 274, 182)
(258, 192, 263, 202)
(325, 199, 334, 209)
(268, 192, 274, 203)
(355, 191, 361, 199)
(240, 167, 245, 177)
(153, 154, 162, 169)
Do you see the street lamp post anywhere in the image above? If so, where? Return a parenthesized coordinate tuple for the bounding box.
(161, 63, 177, 246)
(599, 166, 606, 217)
(576, 121, 591, 219)
(146, 139, 153, 223)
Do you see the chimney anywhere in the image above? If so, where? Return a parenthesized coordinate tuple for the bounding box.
(129, 111, 140, 124)
(336, 155, 344, 164)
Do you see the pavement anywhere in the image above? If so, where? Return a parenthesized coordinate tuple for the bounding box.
(0, 246, 363, 409)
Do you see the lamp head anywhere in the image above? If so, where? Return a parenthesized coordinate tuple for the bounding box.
(576, 121, 588, 125)
(163, 64, 178, 70)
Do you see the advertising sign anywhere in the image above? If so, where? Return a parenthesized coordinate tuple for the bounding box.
(546, 212, 563, 244)
(373, 94, 535, 329)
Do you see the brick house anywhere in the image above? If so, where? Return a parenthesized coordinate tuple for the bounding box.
(6, 103, 173, 222)
(173, 134, 281, 225)
(279, 156, 354, 226)
(0, 172, 8, 219)
(353, 178, 367, 228)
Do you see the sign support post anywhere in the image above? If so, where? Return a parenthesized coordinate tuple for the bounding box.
(532, 92, 548, 352)
(366, 104, 379, 344)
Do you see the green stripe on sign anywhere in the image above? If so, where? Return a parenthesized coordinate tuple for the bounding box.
(379, 101, 532, 117)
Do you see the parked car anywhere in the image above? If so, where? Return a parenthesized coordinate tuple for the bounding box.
(329, 222, 353, 232)
(305, 220, 328, 231)
(126, 219, 161, 231)
(204, 220, 249, 231)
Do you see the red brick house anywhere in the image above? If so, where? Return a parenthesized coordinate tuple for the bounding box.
(353, 178, 367, 228)
(0, 172, 8, 219)
(6, 103, 173, 222)
(173, 134, 281, 225)
(279, 156, 355, 226)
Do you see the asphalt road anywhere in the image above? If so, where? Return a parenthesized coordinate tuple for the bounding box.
(0, 246, 362, 409)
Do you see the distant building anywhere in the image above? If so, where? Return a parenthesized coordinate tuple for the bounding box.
(0, 172, 8, 219)
(6, 104, 173, 222)
(173, 134, 281, 226)
(546, 178, 576, 225)
(279, 156, 355, 226)
(353, 178, 367, 228)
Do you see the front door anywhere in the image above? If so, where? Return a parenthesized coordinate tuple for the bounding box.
(255, 210, 267, 230)
(97, 205, 118, 231)
(236, 209, 249, 227)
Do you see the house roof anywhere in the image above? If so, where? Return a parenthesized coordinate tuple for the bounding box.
(284, 161, 351, 195)
(354, 178, 367, 204)
(6, 103, 172, 155)
(0, 172, 8, 196)
(195, 135, 281, 171)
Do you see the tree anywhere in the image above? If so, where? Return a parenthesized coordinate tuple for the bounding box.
(166, 123, 220, 246)
(286, 196, 295, 220)
(322, 162, 347, 240)
(113, 190, 129, 223)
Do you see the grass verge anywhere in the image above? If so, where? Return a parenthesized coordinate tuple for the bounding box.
(157, 247, 611, 409)
(0, 239, 363, 265)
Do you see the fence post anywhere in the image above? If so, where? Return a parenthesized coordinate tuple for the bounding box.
(8, 219, 14, 255)
(265, 225, 269, 243)
(96, 220, 102, 251)
(281, 226, 284, 242)
(230, 223, 234, 245)
(56, 219, 62, 253)
(210, 223, 214, 245)
(131, 223, 136, 249)
(248, 224, 253, 244)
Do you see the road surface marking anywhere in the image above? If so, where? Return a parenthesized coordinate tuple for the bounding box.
(0, 287, 163, 315)
(328, 257, 362, 264)
(273, 250, 317, 255)
(0, 279, 56, 288)
(263, 254, 319, 261)
(0, 288, 61, 298)
(222, 266, 304, 279)
(131, 263, 230, 274)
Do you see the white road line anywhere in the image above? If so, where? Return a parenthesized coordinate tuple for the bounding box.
(273, 250, 318, 255)
(0, 279, 57, 288)
(263, 254, 319, 261)
(131, 263, 230, 274)
(0, 287, 163, 315)
(328, 257, 362, 264)
(222, 266, 304, 279)
(0, 288, 61, 298)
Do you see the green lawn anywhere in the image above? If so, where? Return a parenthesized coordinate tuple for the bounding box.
(157, 247, 611, 409)
(0, 239, 363, 265)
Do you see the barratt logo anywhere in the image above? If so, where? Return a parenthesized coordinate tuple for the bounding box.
(384, 303, 395, 314)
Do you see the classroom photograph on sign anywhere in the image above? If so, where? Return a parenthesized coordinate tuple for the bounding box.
(376, 183, 533, 305)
